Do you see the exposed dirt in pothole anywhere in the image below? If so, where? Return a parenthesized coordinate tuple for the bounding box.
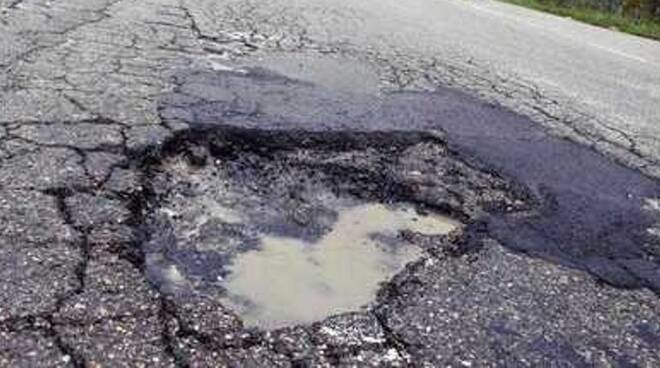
(143, 127, 527, 330)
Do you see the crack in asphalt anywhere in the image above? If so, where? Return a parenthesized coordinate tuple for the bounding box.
(0, 0, 126, 75)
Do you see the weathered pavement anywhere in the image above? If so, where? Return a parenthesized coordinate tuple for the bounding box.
(1, 0, 660, 367)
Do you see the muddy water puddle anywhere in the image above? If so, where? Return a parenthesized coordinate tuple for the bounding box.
(221, 203, 458, 329)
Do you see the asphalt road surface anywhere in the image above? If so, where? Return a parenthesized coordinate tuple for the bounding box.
(1, 0, 660, 367)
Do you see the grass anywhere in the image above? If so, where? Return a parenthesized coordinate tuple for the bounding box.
(501, 0, 660, 40)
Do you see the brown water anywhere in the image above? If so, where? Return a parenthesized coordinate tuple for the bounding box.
(222, 203, 459, 329)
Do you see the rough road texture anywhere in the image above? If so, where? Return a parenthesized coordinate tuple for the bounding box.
(1, 0, 659, 367)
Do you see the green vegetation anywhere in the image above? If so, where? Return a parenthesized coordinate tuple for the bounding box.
(502, 0, 660, 40)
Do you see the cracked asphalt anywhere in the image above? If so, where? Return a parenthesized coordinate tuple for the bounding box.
(1, 0, 659, 367)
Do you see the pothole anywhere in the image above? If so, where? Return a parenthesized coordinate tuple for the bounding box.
(144, 128, 523, 330)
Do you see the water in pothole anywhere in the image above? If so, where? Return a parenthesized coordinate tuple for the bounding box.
(220, 203, 458, 329)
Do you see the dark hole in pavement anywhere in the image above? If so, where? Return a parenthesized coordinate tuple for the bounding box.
(144, 65, 660, 330)
(143, 127, 519, 329)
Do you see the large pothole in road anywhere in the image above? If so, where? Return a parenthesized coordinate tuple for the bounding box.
(144, 128, 525, 329)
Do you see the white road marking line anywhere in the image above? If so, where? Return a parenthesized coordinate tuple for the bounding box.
(462, 0, 660, 68)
